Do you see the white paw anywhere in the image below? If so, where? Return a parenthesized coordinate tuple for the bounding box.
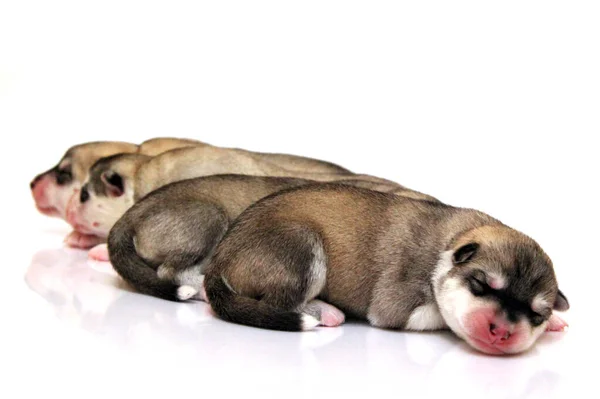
(177, 285, 198, 301)
(301, 314, 320, 331)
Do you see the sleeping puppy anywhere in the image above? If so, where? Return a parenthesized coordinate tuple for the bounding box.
(204, 184, 569, 355)
(31, 138, 203, 248)
(107, 175, 436, 300)
(66, 145, 411, 249)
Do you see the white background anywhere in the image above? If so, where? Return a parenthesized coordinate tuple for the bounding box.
(1, 1, 598, 398)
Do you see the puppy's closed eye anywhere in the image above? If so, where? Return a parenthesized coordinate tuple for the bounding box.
(530, 313, 546, 327)
(467, 270, 488, 296)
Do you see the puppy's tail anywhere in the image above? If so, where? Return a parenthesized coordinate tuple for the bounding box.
(204, 274, 318, 332)
(108, 216, 193, 302)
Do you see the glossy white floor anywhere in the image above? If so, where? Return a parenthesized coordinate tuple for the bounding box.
(3, 192, 592, 399)
(3, 2, 599, 397)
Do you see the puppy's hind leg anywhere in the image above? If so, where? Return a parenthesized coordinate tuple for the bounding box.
(301, 299, 346, 327)
(88, 244, 109, 262)
(161, 205, 230, 301)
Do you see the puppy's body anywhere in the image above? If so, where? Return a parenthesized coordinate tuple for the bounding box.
(108, 175, 437, 301)
(205, 184, 569, 355)
(133, 146, 353, 201)
(68, 145, 419, 242)
(137, 137, 205, 156)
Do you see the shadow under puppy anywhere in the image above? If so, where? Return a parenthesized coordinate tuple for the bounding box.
(204, 184, 570, 355)
(108, 174, 435, 301)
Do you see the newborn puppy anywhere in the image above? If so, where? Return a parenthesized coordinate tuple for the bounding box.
(204, 184, 569, 355)
(107, 175, 435, 300)
(31, 138, 204, 247)
(30, 141, 139, 248)
(66, 145, 410, 247)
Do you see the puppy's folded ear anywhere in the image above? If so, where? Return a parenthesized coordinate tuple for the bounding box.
(553, 289, 569, 311)
(453, 243, 479, 265)
(101, 171, 124, 197)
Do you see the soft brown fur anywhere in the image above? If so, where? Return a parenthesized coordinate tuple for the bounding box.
(204, 184, 568, 355)
(107, 175, 438, 301)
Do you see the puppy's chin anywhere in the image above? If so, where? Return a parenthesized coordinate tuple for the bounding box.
(73, 195, 133, 238)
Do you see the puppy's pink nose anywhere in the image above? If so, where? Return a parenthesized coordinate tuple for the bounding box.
(490, 323, 511, 342)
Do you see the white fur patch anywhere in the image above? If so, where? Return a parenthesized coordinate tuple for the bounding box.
(405, 303, 447, 331)
(367, 313, 381, 327)
(177, 285, 197, 300)
(301, 314, 320, 330)
(488, 273, 506, 290)
(78, 184, 136, 237)
(532, 294, 550, 313)
(431, 250, 482, 339)
(304, 238, 327, 301)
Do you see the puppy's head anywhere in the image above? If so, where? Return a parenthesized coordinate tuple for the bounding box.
(65, 154, 149, 238)
(433, 225, 569, 355)
(30, 142, 138, 219)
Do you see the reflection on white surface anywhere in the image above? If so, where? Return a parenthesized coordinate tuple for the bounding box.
(22, 241, 576, 398)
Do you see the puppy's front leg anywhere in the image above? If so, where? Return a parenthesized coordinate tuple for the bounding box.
(64, 230, 105, 249)
(88, 244, 109, 262)
(546, 313, 568, 332)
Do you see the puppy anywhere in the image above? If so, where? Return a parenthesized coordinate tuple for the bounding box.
(66, 145, 411, 246)
(31, 138, 203, 248)
(204, 184, 569, 355)
(107, 175, 436, 300)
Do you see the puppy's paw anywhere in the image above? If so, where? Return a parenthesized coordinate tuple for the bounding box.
(304, 299, 345, 327)
(546, 313, 568, 332)
(64, 231, 104, 249)
(319, 303, 346, 327)
(177, 285, 198, 301)
(88, 244, 110, 262)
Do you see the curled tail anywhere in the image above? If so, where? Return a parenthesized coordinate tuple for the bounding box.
(205, 274, 318, 331)
(108, 216, 195, 302)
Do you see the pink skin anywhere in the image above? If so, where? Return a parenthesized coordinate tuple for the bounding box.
(64, 230, 105, 249)
(309, 300, 346, 327)
(65, 192, 85, 231)
(462, 308, 527, 355)
(63, 193, 105, 249)
(88, 244, 110, 262)
(546, 313, 568, 332)
(30, 173, 63, 217)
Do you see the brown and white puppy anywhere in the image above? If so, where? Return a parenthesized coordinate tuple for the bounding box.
(66, 145, 411, 247)
(31, 138, 203, 247)
(204, 184, 569, 355)
(30, 141, 140, 248)
(106, 175, 435, 301)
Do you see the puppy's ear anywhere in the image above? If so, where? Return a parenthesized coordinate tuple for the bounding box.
(453, 243, 479, 265)
(553, 289, 569, 311)
(101, 171, 124, 197)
